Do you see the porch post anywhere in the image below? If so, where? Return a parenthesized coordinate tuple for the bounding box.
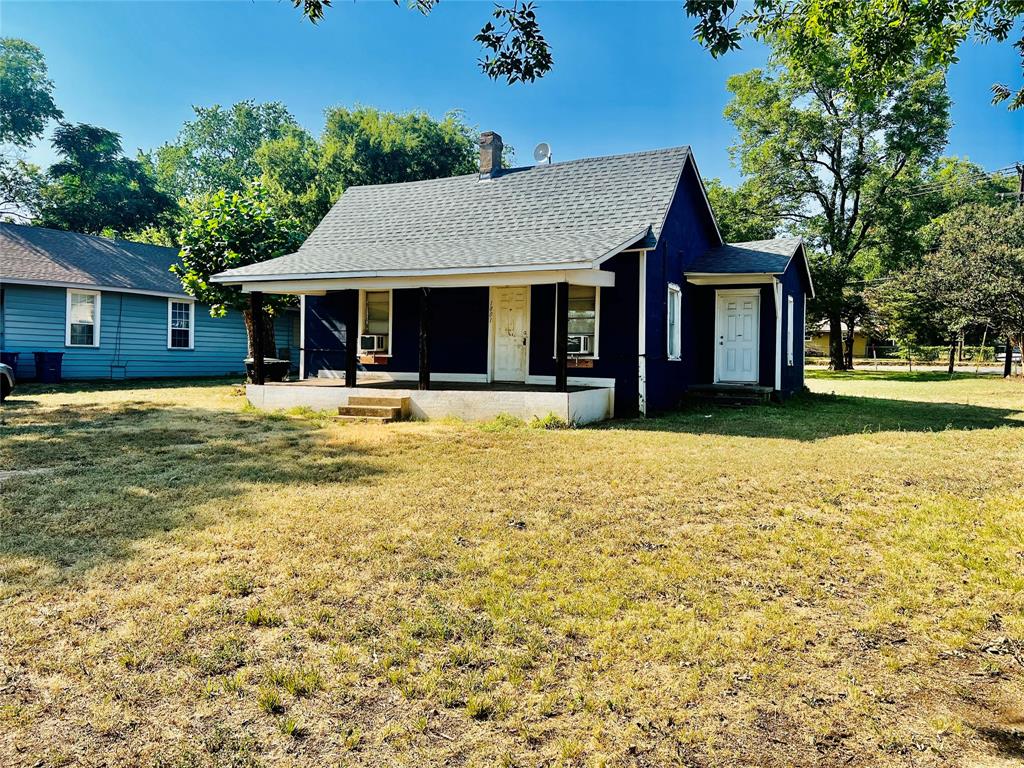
(345, 289, 358, 388)
(250, 291, 265, 385)
(555, 281, 569, 392)
(418, 287, 431, 390)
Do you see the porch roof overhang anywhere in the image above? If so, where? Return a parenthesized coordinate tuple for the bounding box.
(684, 271, 781, 287)
(210, 227, 653, 295)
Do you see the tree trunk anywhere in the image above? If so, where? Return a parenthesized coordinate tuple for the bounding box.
(243, 309, 277, 360)
(828, 315, 845, 370)
(947, 335, 956, 375)
(1005, 336, 1014, 378)
(844, 324, 855, 370)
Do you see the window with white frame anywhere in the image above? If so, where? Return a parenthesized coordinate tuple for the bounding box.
(667, 283, 682, 360)
(168, 299, 195, 349)
(66, 289, 100, 347)
(554, 285, 599, 357)
(787, 295, 795, 365)
(359, 290, 391, 354)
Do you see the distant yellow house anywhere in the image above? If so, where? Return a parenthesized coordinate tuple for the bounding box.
(806, 323, 870, 357)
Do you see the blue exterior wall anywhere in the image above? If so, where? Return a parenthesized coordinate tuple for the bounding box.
(0, 284, 296, 380)
(643, 157, 721, 411)
(779, 257, 808, 395)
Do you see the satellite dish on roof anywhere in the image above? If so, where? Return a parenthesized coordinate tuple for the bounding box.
(533, 142, 552, 164)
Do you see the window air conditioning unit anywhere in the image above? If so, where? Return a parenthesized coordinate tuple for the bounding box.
(360, 334, 387, 353)
(567, 334, 591, 355)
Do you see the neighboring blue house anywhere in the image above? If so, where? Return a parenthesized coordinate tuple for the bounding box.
(212, 135, 814, 423)
(0, 223, 298, 381)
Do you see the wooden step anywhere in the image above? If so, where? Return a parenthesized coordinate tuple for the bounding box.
(337, 404, 402, 419)
(348, 395, 410, 417)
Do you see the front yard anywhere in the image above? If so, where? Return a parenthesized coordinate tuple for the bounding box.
(1, 373, 1023, 767)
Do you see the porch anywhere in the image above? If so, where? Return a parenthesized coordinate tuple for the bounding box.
(246, 377, 615, 425)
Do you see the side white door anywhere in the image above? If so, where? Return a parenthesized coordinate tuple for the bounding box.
(492, 286, 529, 381)
(716, 291, 759, 383)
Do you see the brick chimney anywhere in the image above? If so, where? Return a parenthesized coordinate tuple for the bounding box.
(479, 131, 503, 178)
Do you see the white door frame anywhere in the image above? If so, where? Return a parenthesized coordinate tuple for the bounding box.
(714, 288, 760, 384)
(489, 285, 531, 382)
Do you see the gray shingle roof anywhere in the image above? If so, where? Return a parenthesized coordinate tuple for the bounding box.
(688, 237, 804, 274)
(0, 223, 186, 297)
(215, 146, 692, 281)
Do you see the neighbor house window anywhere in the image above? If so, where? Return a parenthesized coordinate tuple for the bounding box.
(787, 295, 795, 365)
(667, 283, 682, 360)
(555, 285, 599, 357)
(359, 290, 391, 354)
(168, 299, 195, 349)
(66, 289, 100, 347)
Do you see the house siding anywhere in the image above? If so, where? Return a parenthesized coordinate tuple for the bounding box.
(0, 284, 295, 380)
(643, 157, 720, 411)
(779, 257, 807, 395)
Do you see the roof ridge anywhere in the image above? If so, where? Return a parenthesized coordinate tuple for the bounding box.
(342, 144, 692, 192)
(0, 221, 177, 253)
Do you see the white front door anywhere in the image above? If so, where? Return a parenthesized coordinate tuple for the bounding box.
(716, 290, 760, 383)
(492, 286, 529, 381)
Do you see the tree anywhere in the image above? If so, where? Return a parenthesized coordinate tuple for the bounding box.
(704, 178, 780, 242)
(155, 101, 299, 200)
(36, 123, 175, 236)
(173, 182, 304, 357)
(0, 38, 63, 221)
(292, 0, 552, 84)
(930, 203, 1024, 374)
(723, 40, 950, 368)
(685, 0, 1024, 110)
(257, 106, 479, 236)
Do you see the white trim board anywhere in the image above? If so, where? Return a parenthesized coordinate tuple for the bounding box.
(773, 279, 782, 391)
(232, 268, 616, 295)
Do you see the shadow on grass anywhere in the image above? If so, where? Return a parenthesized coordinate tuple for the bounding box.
(974, 726, 1024, 761)
(0, 398, 382, 587)
(605, 391, 1024, 441)
(10, 374, 247, 398)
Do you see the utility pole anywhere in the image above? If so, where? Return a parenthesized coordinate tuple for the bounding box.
(1017, 163, 1024, 207)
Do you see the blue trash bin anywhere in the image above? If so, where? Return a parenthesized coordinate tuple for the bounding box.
(33, 351, 64, 384)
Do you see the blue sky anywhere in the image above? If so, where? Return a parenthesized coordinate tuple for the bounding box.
(4, 1, 1021, 184)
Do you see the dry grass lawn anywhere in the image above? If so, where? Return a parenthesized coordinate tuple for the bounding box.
(1, 372, 1023, 767)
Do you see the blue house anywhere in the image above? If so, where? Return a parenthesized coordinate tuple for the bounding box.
(0, 223, 298, 381)
(213, 135, 813, 424)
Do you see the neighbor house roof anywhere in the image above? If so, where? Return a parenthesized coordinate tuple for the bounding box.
(0, 223, 187, 298)
(214, 145, 708, 282)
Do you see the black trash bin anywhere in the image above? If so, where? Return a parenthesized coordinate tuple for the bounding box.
(0, 352, 19, 373)
(33, 351, 65, 384)
(244, 358, 290, 383)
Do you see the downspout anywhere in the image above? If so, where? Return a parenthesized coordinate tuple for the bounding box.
(774, 279, 782, 392)
(638, 250, 647, 416)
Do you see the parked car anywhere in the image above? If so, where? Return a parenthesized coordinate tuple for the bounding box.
(995, 346, 1022, 364)
(0, 362, 14, 402)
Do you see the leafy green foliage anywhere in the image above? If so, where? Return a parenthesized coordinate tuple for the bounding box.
(723, 40, 950, 367)
(257, 106, 478, 235)
(173, 182, 302, 319)
(0, 38, 62, 147)
(475, 1, 553, 84)
(684, 0, 1024, 110)
(0, 39, 62, 222)
(870, 203, 1024, 362)
(36, 123, 175, 236)
(154, 101, 299, 200)
(704, 178, 779, 242)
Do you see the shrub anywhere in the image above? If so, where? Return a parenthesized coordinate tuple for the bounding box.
(529, 413, 569, 430)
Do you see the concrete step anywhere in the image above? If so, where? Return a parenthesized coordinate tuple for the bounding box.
(337, 404, 403, 419)
(348, 395, 410, 417)
(336, 414, 395, 424)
